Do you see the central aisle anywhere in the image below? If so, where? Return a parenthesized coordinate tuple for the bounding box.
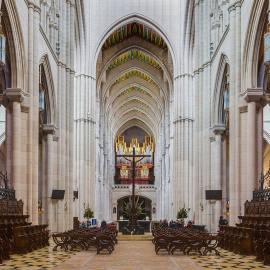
(54, 241, 203, 270)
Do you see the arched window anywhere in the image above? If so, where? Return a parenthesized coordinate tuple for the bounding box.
(221, 65, 230, 125)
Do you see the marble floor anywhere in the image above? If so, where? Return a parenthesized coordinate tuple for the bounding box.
(0, 241, 270, 269)
(0, 244, 78, 270)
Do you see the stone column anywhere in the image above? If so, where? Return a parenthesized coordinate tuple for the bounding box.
(213, 124, 226, 232)
(244, 88, 264, 199)
(43, 125, 56, 231)
(5, 89, 28, 200)
(32, 4, 41, 226)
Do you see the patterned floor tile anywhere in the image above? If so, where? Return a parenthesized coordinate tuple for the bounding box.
(190, 248, 270, 269)
(0, 239, 270, 269)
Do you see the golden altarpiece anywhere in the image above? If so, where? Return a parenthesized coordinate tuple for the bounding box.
(114, 136, 155, 185)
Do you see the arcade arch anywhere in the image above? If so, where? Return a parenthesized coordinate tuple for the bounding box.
(94, 18, 174, 221)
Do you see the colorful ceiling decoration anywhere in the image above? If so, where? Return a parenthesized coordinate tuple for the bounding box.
(112, 70, 157, 86)
(102, 22, 168, 51)
(124, 109, 145, 115)
(121, 99, 148, 107)
(117, 86, 152, 98)
(108, 50, 162, 71)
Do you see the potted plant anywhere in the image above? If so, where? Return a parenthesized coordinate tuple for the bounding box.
(123, 196, 145, 219)
(177, 207, 188, 224)
(83, 204, 94, 227)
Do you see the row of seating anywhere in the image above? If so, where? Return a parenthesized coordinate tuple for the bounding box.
(152, 227, 220, 255)
(0, 197, 49, 264)
(52, 227, 118, 254)
(237, 216, 270, 228)
(218, 226, 254, 255)
(12, 225, 49, 254)
(0, 199, 24, 216)
(0, 223, 49, 262)
(218, 199, 270, 266)
(244, 200, 270, 217)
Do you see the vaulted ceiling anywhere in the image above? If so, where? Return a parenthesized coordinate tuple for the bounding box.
(102, 22, 168, 52)
(96, 22, 173, 142)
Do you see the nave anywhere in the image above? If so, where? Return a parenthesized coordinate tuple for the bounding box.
(0, 238, 269, 270)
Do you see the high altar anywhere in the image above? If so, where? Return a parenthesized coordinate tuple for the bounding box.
(115, 136, 155, 185)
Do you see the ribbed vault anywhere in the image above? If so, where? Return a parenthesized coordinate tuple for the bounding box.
(96, 20, 173, 167)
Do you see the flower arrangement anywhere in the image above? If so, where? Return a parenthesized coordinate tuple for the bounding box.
(123, 196, 145, 218)
(177, 207, 188, 220)
(83, 204, 94, 219)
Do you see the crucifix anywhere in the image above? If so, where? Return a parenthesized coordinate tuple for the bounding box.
(116, 147, 151, 230)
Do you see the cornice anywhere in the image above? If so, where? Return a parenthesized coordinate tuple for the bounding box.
(74, 118, 96, 124)
(43, 124, 57, 135)
(173, 117, 194, 124)
(212, 124, 226, 135)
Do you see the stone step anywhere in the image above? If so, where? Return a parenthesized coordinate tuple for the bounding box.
(117, 234, 153, 241)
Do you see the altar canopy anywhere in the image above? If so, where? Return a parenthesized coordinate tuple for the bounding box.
(115, 136, 155, 185)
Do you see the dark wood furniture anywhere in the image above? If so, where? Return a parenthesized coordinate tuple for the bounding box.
(52, 227, 118, 254)
(152, 227, 220, 256)
(218, 200, 270, 265)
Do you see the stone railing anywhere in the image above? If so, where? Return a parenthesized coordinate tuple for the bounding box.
(114, 184, 156, 190)
(138, 185, 156, 190)
(114, 185, 129, 189)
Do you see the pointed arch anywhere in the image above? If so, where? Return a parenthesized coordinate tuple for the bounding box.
(112, 114, 158, 140)
(39, 54, 56, 125)
(91, 13, 177, 77)
(116, 121, 153, 140)
(242, 0, 267, 91)
(212, 53, 230, 126)
(3, 0, 26, 90)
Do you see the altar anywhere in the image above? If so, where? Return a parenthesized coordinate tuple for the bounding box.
(118, 220, 151, 232)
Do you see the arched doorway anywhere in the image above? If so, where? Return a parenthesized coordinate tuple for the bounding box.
(117, 195, 152, 232)
(117, 195, 152, 220)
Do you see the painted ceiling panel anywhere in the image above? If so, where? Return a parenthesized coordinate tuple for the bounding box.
(102, 22, 168, 51)
(112, 70, 157, 86)
(108, 50, 162, 71)
(121, 99, 148, 107)
(116, 86, 152, 98)
(124, 109, 145, 115)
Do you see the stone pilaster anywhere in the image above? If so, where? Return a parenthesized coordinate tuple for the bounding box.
(42, 124, 56, 231)
(4, 88, 28, 203)
(244, 88, 264, 199)
(212, 124, 226, 232)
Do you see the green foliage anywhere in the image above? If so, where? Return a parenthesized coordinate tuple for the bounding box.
(83, 203, 94, 219)
(123, 196, 145, 218)
(177, 207, 188, 219)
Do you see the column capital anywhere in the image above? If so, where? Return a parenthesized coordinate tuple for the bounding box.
(2, 88, 29, 111)
(212, 124, 226, 136)
(43, 124, 56, 135)
(5, 88, 27, 103)
(243, 88, 264, 103)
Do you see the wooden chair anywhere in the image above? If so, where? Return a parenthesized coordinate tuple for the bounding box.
(154, 235, 172, 254)
(203, 236, 220, 256)
(170, 235, 186, 255)
(184, 236, 204, 255)
(52, 233, 69, 251)
(68, 233, 85, 251)
(96, 234, 114, 254)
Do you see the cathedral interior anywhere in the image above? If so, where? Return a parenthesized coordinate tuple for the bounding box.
(0, 0, 270, 269)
